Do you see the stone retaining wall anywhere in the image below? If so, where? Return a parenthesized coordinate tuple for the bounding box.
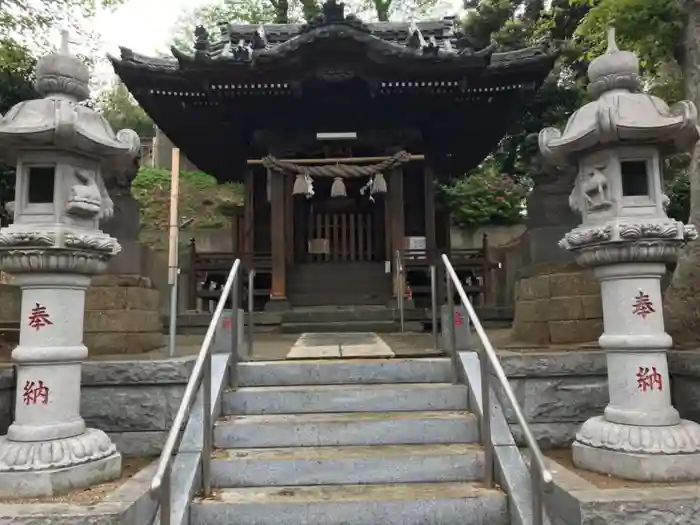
(0, 351, 697, 455)
(83, 275, 164, 355)
(512, 263, 604, 345)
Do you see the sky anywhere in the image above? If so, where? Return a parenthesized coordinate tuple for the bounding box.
(95, 0, 214, 57)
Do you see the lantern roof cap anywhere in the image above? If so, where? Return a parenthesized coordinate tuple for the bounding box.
(539, 27, 700, 165)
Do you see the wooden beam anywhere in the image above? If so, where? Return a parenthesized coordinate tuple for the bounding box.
(247, 154, 425, 165)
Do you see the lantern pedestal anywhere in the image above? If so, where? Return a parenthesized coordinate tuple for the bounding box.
(0, 268, 121, 498)
(570, 258, 700, 481)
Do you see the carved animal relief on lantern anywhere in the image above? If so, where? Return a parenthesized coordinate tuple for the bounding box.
(581, 165, 613, 212)
(66, 168, 113, 219)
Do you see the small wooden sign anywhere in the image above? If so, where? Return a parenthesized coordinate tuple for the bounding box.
(308, 238, 330, 254)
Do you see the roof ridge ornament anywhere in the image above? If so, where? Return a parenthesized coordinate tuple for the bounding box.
(194, 26, 211, 60)
(301, 0, 370, 33)
(323, 0, 345, 22)
(587, 26, 641, 98)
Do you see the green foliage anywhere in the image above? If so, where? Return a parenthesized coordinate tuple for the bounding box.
(0, 41, 35, 226)
(666, 170, 690, 223)
(440, 166, 528, 228)
(132, 168, 244, 230)
(95, 80, 154, 138)
(664, 154, 693, 223)
(574, 0, 685, 75)
(0, 0, 125, 51)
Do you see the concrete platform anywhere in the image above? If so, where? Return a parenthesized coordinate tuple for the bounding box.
(191, 482, 508, 525)
(286, 333, 395, 360)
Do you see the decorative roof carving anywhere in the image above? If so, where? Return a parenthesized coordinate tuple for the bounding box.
(540, 28, 700, 165)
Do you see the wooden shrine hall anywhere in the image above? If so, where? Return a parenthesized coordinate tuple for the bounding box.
(110, 1, 555, 311)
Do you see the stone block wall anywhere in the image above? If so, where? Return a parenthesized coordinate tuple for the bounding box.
(0, 284, 20, 359)
(513, 263, 603, 345)
(79, 358, 192, 456)
(496, 351, 609, 448)
(84, 275, 164, 355)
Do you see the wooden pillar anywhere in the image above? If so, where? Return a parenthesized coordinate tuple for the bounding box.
(243, 170, 254, 269)
(267, 168, 289, 309)
(424, 162, 437, 263)
(284, 172, 294, 265)
(388, 164, 404, 298)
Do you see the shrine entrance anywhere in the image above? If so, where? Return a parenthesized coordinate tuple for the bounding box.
(295, 177, 386, 264)
(290, 176, 390, 306)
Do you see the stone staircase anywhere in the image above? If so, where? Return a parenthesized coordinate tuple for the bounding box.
(190, 357, 509, 525)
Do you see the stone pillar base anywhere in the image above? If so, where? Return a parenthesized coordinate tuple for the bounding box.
(573, 416, 700, 481)
(85, 275, 163, 355)
(0, 428, 121, 498)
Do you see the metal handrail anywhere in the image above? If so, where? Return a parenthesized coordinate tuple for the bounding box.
(394, 250, 405, 332)
(151, 259, 243, 525)
(441, 254, 553, 525)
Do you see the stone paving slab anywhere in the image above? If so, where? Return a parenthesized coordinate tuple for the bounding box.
(0, 458, 157, 524)
(287, 344, 341, 359)
(286, 333, 395, 359)
(540, 452, 700, 524)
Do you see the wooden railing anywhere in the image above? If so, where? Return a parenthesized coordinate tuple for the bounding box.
(187, 239, 271, 310)
(403, 234, 497, 305)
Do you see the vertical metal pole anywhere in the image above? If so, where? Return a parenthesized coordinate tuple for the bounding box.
(202, 351, 212, 497)
(430, 264, 438, 351)
(481, 347, 494, 488)
(446, 277, 459, 384)
(167, 270, 178, 358)
(532, 461, 543, 525)
(230, 272, 240, 388)
(446, 278, 456, 354)
(161, 464, 172, 525)
(247, 270, 255, 357)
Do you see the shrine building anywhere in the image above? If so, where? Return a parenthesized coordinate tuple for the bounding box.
(110, 0, 555, 311)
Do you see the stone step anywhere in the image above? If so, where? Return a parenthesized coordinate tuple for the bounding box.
(280, 320, 412, 333)
(213, 411, 479, 449)
(237, 358, 454, 387)
(282, 308, 396, 324)
(211, 443, 484, 487)
(191, 482, 508, 525)
(223, 383, 469, 415)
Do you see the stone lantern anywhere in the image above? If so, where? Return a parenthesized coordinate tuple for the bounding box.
(539, 28, 700, 481)
(0, 33, 139, 497)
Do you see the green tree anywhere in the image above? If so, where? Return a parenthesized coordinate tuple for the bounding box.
(573, 0, 700, 342)
(95, 80, 154, 138)
(441, 0, 591, 223)
(0, 41, 35, 226)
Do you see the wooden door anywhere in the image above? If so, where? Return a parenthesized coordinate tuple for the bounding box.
(307, 211, 378, 262)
